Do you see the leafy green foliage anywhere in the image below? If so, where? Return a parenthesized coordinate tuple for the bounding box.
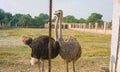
(79, 18, 86, 23)
(17, 14, 32, 27)
(0, 8, 105, 27)
(3, 12, 12, 24)
(11, 14, 24, 26)
(0, 8, 49, 27)
(0, 9, 5, 23)
(34, 13, 49, 27)
(0, 9, 12, 24)
(63, 15, 79, 23)
(87, 13, 103, 23)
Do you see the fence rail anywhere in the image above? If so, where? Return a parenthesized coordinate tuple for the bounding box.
(45, 22, 112, 34)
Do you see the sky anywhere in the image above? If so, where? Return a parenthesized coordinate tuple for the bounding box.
(0, 0, 113, 22)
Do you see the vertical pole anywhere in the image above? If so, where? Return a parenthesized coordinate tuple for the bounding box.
(110, 0, 120, 72)
(104, 22, 107, 34)
(48, 0, 52, 72)
(95, 22, 98, 30)
(114, 17, 120, 72)
(89, 23, 91, 29)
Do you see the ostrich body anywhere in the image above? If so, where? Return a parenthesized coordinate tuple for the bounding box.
(54, 10, 82, 72)
(21, 34, 60, 72)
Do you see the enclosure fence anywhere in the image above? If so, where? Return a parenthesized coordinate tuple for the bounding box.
(45, 22, 112, 34)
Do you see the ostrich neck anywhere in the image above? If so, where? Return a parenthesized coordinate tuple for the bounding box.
(59, 14, 63, 39)
(55, 16, 59, 41)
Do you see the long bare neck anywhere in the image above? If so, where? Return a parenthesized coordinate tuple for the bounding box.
(55, 16, 59, 41)
(59, 14, 63, 39)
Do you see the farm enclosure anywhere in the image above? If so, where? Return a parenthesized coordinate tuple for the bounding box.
(0, 28, 111, 72)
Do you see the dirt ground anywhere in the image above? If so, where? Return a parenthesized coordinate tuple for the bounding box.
(0, 28, 110, 72)
(0, 36, 109, 72)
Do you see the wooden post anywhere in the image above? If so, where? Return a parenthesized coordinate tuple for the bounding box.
(48, 0, 52, 72)
(0, 23, 1, 28)
(89, 23, 91, 29)
(69, 24, 72, 29)
(79, 23, 81, 28)
(114, 17, 120, 72)
(95, 22, 98, 30)
(110, 0, 120, 72)
(104, 22, 107, 34)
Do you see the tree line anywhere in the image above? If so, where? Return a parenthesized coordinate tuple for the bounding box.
(0, 8, 104, 27)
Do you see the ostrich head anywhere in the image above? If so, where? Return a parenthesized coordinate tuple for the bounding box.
(21, 34, 32, 45)
(54, 10, 63, 18)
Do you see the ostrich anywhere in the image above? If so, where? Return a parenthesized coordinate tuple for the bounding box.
(54, 10, 82, 72)
(21, 29, 60, 72)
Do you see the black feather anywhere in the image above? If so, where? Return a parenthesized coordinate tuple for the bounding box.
(28, 35, 60, 60)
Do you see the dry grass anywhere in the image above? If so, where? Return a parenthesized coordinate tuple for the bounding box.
(0, 28, 111, 72)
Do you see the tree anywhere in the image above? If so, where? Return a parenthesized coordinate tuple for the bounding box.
(2, 12, 12, 24)
(34, 13, 49, 27)
(79, 18, 86, 23)
(0, 9, 5, 23)
(11, 14, 24, 26)
(0, 9, 4, 13)
(63, 15, 79, 23)
(0, 9, 107, 27)
(39, 13, 49, 25)
(18, 14, 32, 27)
(87, 13, 103, 23)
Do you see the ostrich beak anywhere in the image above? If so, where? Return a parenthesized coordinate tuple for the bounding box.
(54, 11, 60, 15)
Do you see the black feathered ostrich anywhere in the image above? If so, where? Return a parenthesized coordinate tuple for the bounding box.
(54, 10, 82, 72)
(21, 28, 60, 72)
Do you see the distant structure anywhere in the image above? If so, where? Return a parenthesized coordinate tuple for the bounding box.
(0, 23, 11, 29)
(45, 22, 112, 34)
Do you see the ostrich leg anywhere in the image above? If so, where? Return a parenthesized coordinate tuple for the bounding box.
(66, 62, 69, 72)
(42, 60, 44, 72)
(38, 60, 41, 72)
(73, 61, 75, 72)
